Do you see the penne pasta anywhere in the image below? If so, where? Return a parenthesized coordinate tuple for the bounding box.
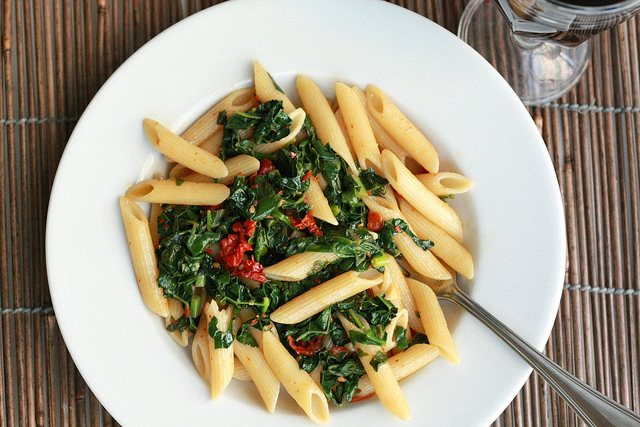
(334, 108, 359, 161)
(230, 312, 280, 412)
(366, 85, 439, 173)
(270, 270, 383, 324)
(363, 196, 451, 280)
(119, 196, 169, 317)
(337, 313, 410, 420)
(296, 75, 358, 175)
(233, 358, 252, 381)
(191, 312, 210, 381)
(144, 119, 228, 178)
(205, 302, 235, 400)
(219, 155, 261, 186)
(406, 278, 460, 364)
(253, 60, 296, 114)
(148, 173, 164, 248)
(335, 82, 382, 174)
(305, 179, 338, 225)
(385, 256, 424, 334)
(394, 232, 451, 280)
(233, 339, 280, 413)
(381, 149, 463, 242)
(355, 344, 440, 397)
(165, 298, 189, 347)
(352, 86, 410, 164)
(165, 123, 225, 163)
(181, 87, 256, 146)
(416, 172, 474, 196)
(263, 251, 340, 281)
(199, 129, 224, 156)
(125, 179, 230, 206)
(253, 108, 306, 154)
(399, 198, 474, 279)
(263, 331, 330, 425)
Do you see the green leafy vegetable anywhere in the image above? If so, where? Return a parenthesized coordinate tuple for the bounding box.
(369, 351, 388, 372)
(208, 316, 234, 349)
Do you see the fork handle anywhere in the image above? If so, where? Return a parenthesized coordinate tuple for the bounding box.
(444, 290, 640, 427)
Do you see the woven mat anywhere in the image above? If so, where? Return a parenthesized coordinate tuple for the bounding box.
(1, 1, 639, 426)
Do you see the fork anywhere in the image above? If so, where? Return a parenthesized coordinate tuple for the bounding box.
(428, 275, 640, 427)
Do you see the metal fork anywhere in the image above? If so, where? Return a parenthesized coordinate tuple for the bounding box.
(429, 275, 640, 427)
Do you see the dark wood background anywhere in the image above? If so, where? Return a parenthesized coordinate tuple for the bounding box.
(1, 1, 639, 425)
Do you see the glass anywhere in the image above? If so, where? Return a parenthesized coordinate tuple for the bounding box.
(458, 0, 640, 105)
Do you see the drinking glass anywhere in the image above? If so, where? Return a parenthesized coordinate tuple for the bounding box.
(458, 0, 640, 105)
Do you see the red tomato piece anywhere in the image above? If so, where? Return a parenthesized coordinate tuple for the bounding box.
(287, 335, 324, 356)
(367, 211, 384, 232)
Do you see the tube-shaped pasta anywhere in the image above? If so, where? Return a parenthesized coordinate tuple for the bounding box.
(296, 76, 358, 175)
(270, 270, 383, 324)
(199, 129, 224, 156)
(148, 173, 164, 248)
(406, 278, 460, 364)
(181, 87, 256, 146)
(125, 179, 230, 206)
(233, 358, 252, 381)
(416, 172, 474, 196)
(335, 82, 382, 174)
(144, 119, 228, 178)
(253, 108, 306, 154)
(334, 109, 358, 161)
(305, 179, 338, 225)
(219, 155, 260, 185)
(253, 60, 296, 114)
(263, 251, 339, 281)
(366, 85, 439, 173)
(262, 331, 330, 425)
(381, 150, 463, 242)
(165, 298, 189, 347)
(363, 196, 450, 280)
(399, 198, 474, 279)
(382, 308, 408, 352)
(233, 338, 280, 413)
(336, 313, 410, 420)
(191, 312, 210, 381)
(386, 256, 424, 334)
(164, 123, 225, 163)
(205, 303, 235, 400)
(355, 344, 439, 397)
(119, 197, 169, 317)
(394, 233, 451, 280)
(352, 86, 410, 163)
(372, 270, 402, 309)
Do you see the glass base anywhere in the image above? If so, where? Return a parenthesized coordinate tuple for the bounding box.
(458, 0, 591, 106)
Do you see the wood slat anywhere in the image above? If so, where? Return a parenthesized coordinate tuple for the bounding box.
(1, 1, 640, 426)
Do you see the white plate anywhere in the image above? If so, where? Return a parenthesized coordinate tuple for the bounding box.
(46, 0, 565, 425)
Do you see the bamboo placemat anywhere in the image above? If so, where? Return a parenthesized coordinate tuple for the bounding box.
(1, 1, 638, 426)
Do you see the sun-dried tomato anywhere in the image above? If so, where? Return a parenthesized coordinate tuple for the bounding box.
(287, 335, 324, 356)
(231, 221, 244, 234)
(258, 158, 275, 175)
(367, 211, 384, 232)
(219, 233, 252, 268)
(231, 259, 267, 283)
(202, 204, 221, 212)
(331, 346, 349, 356)
(288, 210, 322, 236)
(244, 219, 257, 237)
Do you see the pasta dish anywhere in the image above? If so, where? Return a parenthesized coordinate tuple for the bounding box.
(119, 61, 474, 424)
